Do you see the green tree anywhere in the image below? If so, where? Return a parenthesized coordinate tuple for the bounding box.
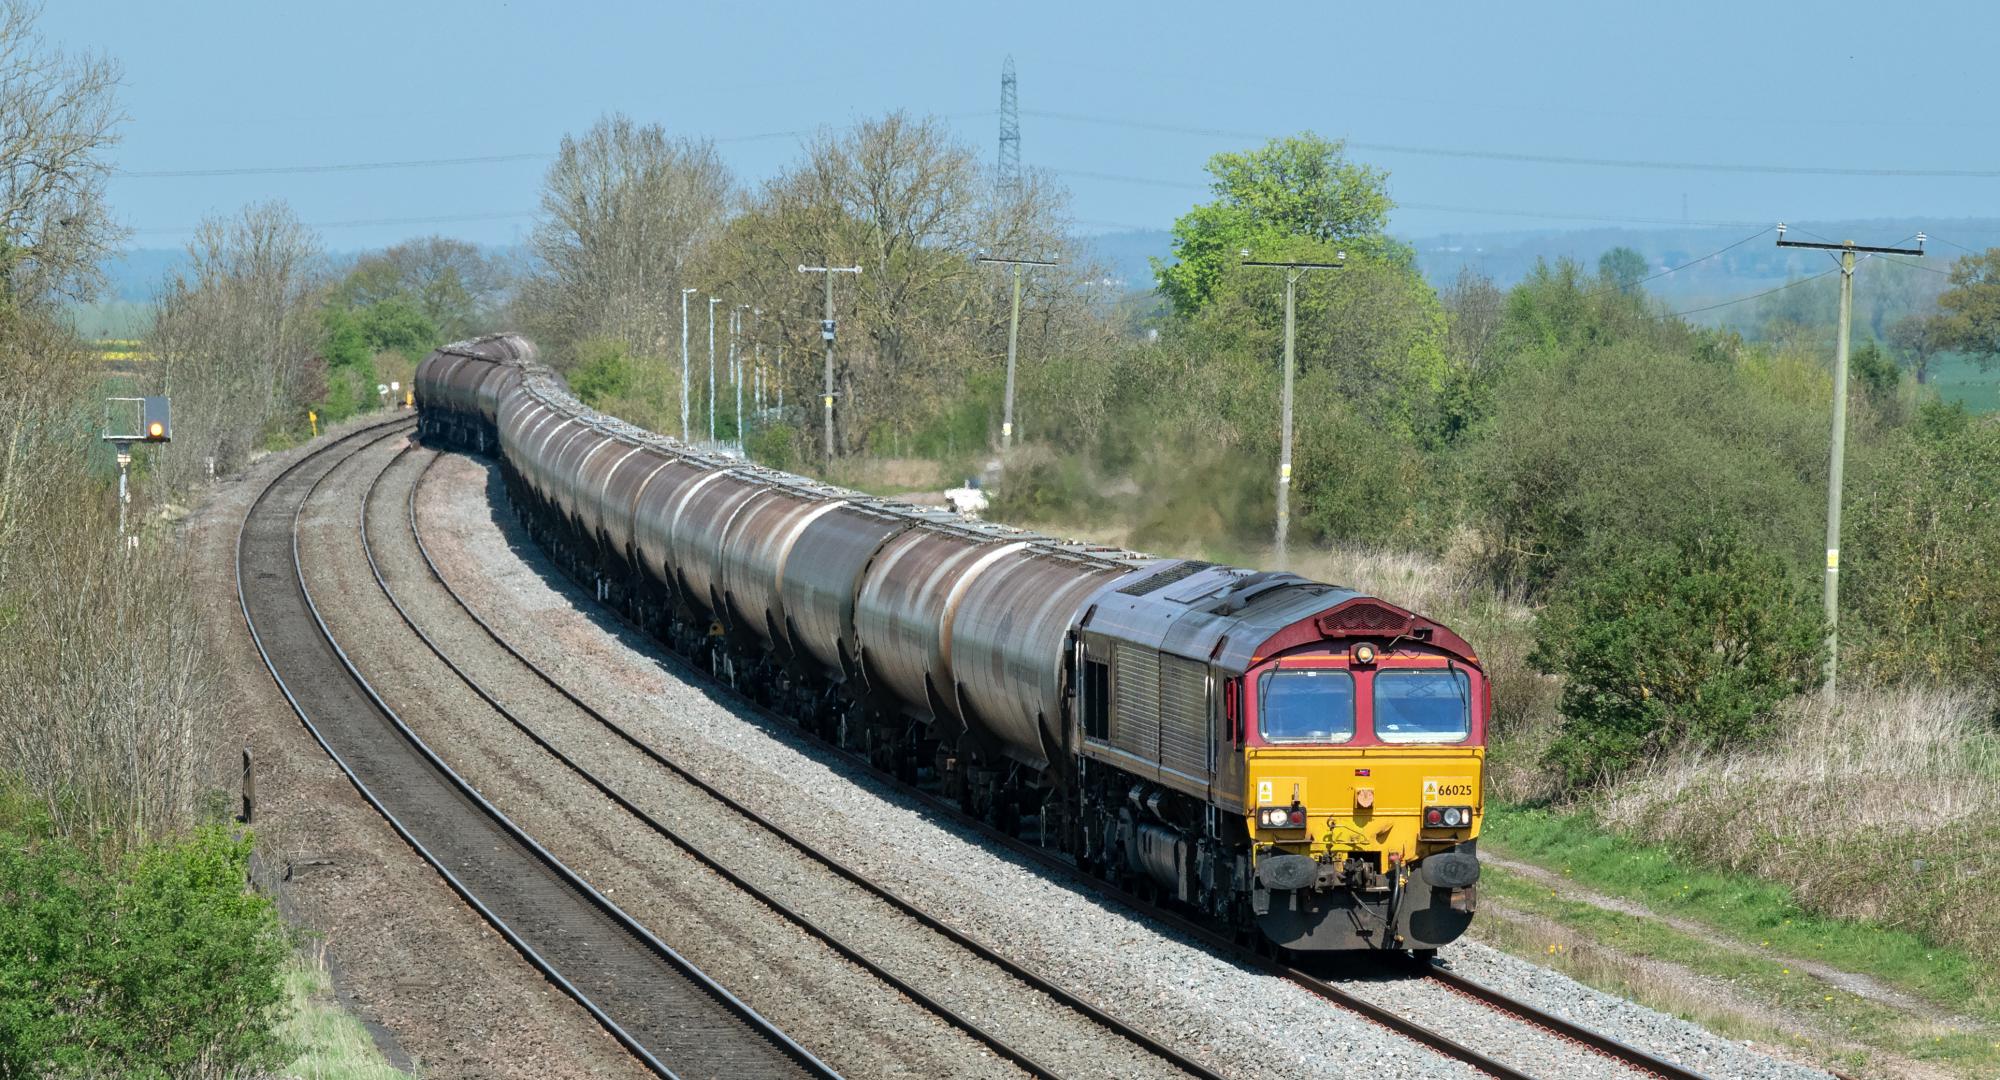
(1847, 338, 1899, 406)
(1886, 312, 1948, 384)
(321, 306, 369, 370)
(1153, 133, 1393, 317)
(1932, 248, 2000, 370)
(1531, 529, 1825, 789)
(356, 296, 439, 359)
(1470, 329, 1824, 592)
(1597, 246, 1649, 292)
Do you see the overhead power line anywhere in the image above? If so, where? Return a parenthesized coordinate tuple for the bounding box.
(119, 152, 552, 179)
(1663, 266, 1842, 318)
(131, 208, 537, 236)
(1049, 165, 1769, 228)
(1025, 108, 2000, 179)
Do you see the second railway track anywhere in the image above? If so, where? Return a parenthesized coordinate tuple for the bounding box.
(237, 421, 835, 1080)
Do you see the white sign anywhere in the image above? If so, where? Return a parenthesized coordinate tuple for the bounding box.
(376, 384, 389, 395)
(391, 381, 400, 391)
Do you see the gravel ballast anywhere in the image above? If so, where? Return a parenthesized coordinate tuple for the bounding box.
(303, 437, 1036, 1079)
(408, 448, 1838, 1080)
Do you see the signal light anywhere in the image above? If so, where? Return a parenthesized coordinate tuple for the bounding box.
(139, 396, 171, 443)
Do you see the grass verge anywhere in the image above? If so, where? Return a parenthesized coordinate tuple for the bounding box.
(277, 943, 415, 1079)
(1480, 806, 2000, 1077)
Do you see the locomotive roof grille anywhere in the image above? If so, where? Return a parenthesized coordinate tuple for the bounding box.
(1318, 600, 1414, 637)
(1115, 560, 1214, 596)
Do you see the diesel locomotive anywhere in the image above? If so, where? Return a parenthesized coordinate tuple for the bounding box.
(415, 333, 1486, 953)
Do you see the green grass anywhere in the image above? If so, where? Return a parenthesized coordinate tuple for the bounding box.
(277, 947, 415, 1079)
(1483, 807, 1999, 1024)
(1930, 353, 2000, 413)
(1477, 862, 2000, 1076)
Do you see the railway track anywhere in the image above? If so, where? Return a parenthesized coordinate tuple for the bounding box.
(236, 421, 836, 1080)
(357, 441, 1221, 1080)
(399, 444, 1720, 1080)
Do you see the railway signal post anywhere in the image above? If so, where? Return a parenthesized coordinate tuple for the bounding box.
(1774, 224, 1925, 704)
(977, 253, 1060, 453)
(797, 263, 862, 463)
(1240, 252, 1344, 568)
(102, 395, 171, 542)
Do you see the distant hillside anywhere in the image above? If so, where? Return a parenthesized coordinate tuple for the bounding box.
(1078, 217, 2000, 306)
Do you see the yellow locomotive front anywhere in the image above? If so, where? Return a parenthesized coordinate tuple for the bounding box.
(1073, 569, 1484, 954)
(1237, 631, 1485, 952)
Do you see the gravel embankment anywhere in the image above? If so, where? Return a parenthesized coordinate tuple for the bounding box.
(301, 438, 1020, 1080)
(411, 449, 1835, 1080)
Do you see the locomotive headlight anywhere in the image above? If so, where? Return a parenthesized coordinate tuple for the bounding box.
(1442, 807, 1464, 827)
(1352, 642, 1378, 665)
(1258, 807, 1302, 828)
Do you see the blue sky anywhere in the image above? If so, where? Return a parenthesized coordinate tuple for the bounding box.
(47, 0, 2000, 251)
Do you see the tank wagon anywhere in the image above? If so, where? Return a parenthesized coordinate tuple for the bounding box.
(415, 333, 1487, 953)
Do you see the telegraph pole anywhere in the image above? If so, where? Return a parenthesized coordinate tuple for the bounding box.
(707, 296, 721, 445)
(1775, 223, 1925, 704)
(1240, 252, 1345, 568)
(680, 287, 697, 441)
(752, 308, 764, 435)
(734, 304, 750, 452)
(977, 254, 1059, 452)
(797, 263, 862, 463)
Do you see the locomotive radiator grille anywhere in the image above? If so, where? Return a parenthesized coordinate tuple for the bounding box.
(1158, 656, 1211, 782)
(1111, 641, 1160, 764)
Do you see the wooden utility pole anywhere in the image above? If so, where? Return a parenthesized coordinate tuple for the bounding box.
(797, 263, 861, 463)
(1774, 223, 1925, 704)
(977, 253, 1059, 452)
(1240, 253, 1345, 568)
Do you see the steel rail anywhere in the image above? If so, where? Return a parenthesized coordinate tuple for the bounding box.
(236, 422, 835, 1080)
(387, 446, 1225, 1080)
(416, 430, 1712, 1080)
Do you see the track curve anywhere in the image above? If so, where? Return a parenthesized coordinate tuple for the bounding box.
(235, 421, 837, 1080)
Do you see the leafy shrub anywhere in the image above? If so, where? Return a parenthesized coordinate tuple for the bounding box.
(1845, 404, 2000, 690)
(1470, 339, 1824, 593)
(746, 422, 798, 472)
(568, 336, 636, 408)
(1530, 529, 1824, 789)
(0, 824, 293, 1077)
